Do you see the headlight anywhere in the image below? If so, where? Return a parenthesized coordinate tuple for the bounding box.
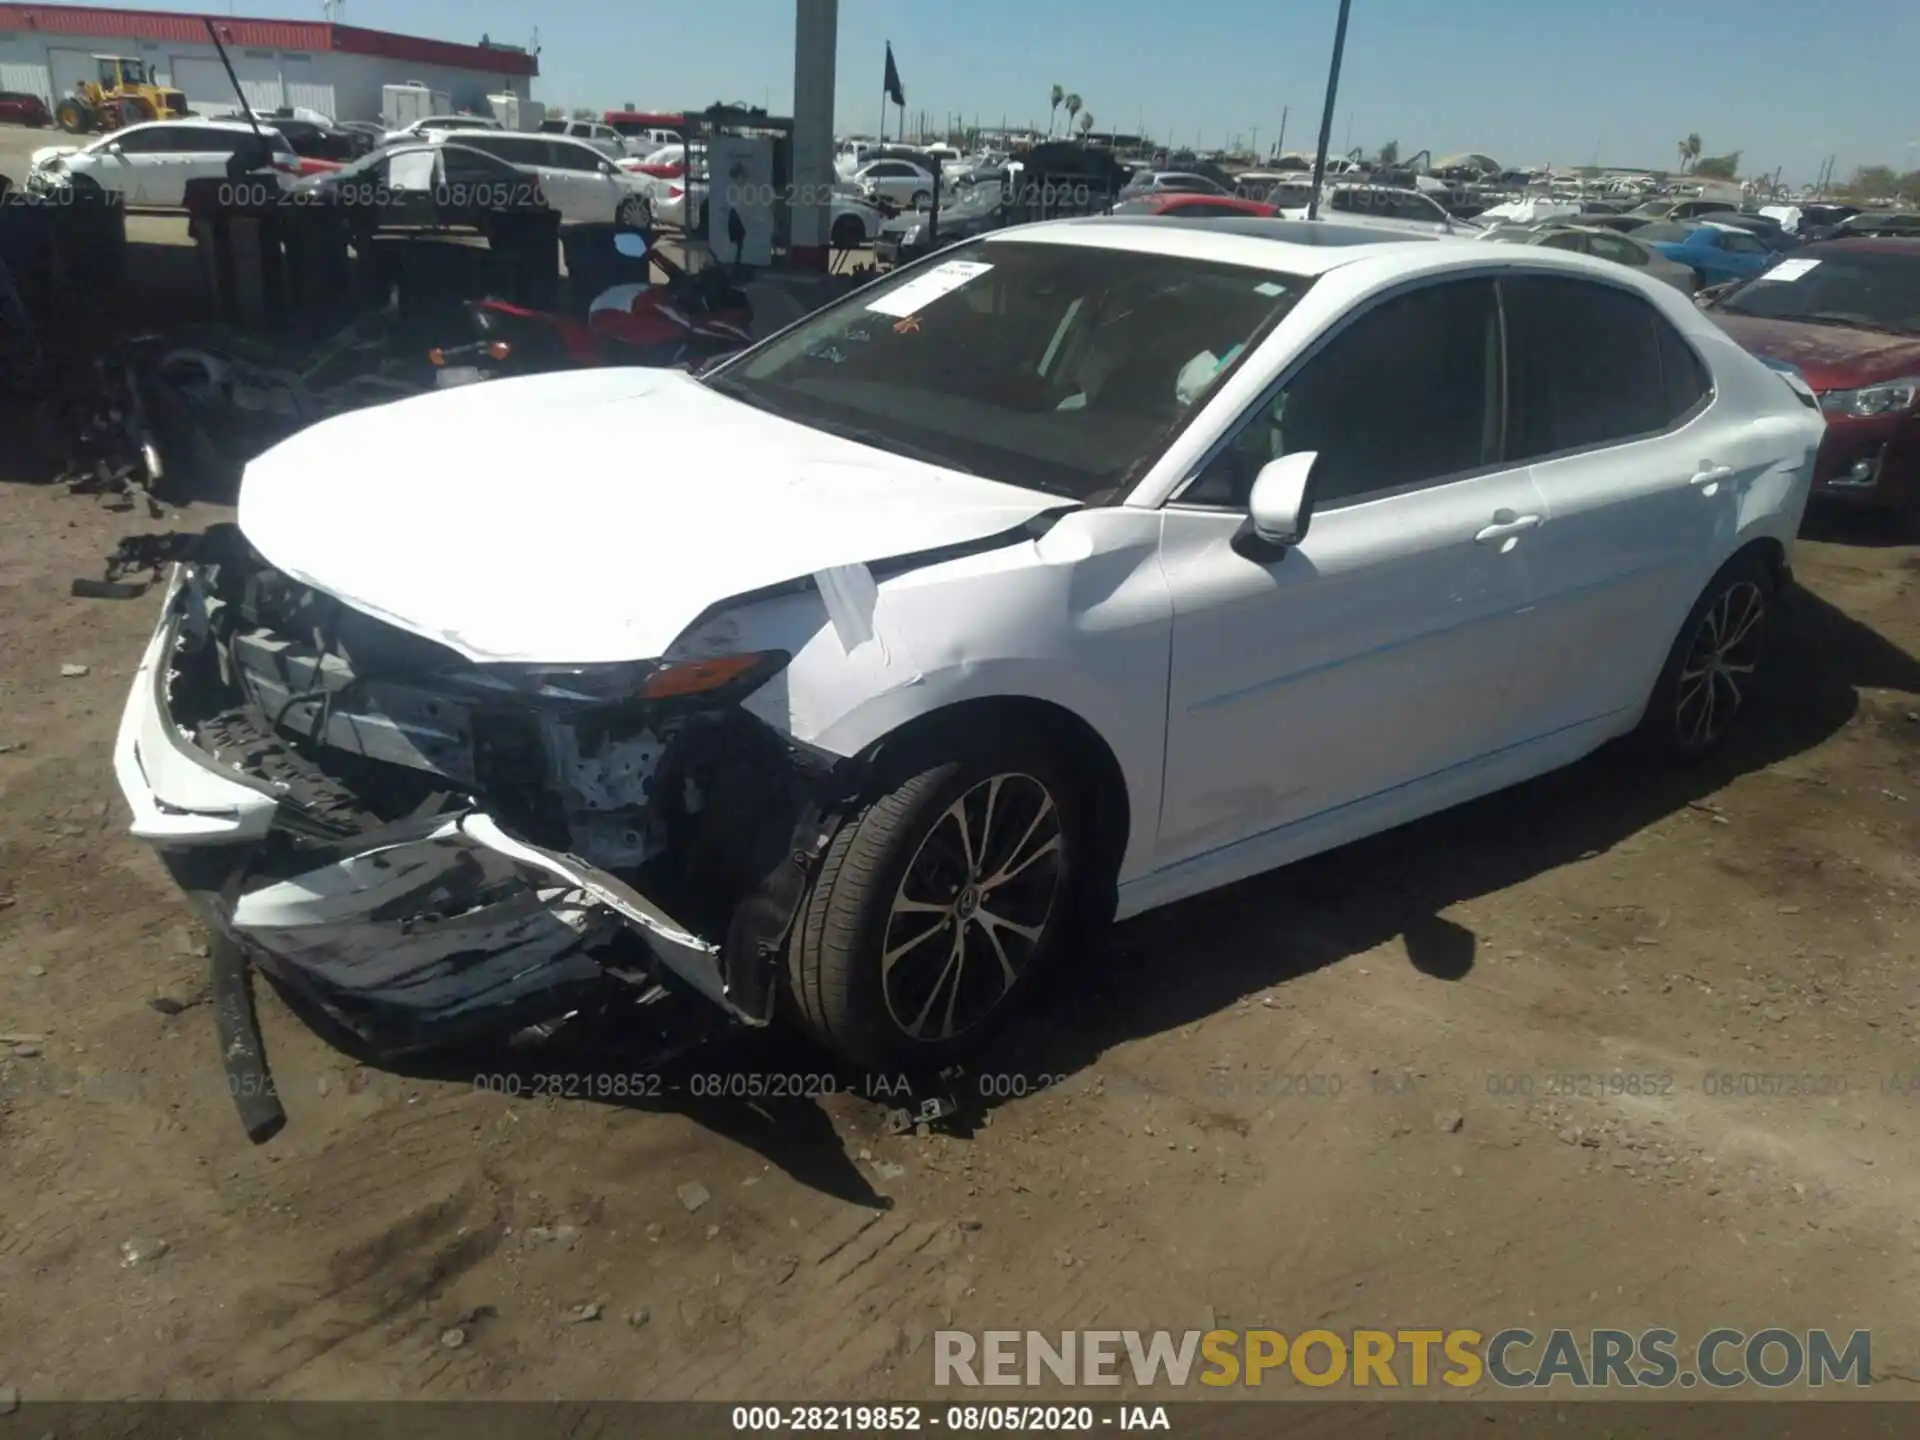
(1819, 376, 1920, 418)
(465, 652, 789, 704)
(901, 225, 922, 244)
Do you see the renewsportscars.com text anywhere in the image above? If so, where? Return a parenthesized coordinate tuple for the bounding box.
(933, 1327, 1870, 1389)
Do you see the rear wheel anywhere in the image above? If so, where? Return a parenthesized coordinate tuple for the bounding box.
(785, 727, 1080, 1070)
(1638, 550, 1776, 762)
(118, 95, 156, 126)
(911, 189, 931, 210)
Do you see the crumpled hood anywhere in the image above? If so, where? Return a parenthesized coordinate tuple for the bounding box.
(237, 367, 1066, 664)
(1710, 312, 1920, 392)
(29, 145, 79, 170)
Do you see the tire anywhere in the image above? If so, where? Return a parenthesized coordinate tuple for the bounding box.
(616, 193, 652, 229)
(911, 189, 931, 211)
(119, 95, 156, 125)
(830, 213, 865, 249)
(1689, 268, 1707, 292)
(785, 726, 1081, 1070)
(1637, 549, 1776, 763)
(55, 99, 91, 134)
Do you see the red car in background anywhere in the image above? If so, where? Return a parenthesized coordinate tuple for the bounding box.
(1109, 193, 1279, 219)
(1705, 238, 1920, 532)
(0, 91, 51, 127)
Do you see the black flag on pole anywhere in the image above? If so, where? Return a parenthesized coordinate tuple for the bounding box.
(883, 42, 906, 106)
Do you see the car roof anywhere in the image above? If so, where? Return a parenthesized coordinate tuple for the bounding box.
(984, 216, 1449, 274)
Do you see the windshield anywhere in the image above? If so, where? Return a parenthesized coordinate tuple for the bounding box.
(702, 239, 1312, 501)
(1718, 249, 1920, 334)
(1633, 222, 1697, 243)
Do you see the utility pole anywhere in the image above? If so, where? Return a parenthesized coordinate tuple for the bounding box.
(1276, 104, 1287, 156)
(1307, 0, 1354, 220)
(1251, 125, 1259, 159)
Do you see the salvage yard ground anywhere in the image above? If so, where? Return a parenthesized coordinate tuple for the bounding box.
(5, 122, 1920, 1406)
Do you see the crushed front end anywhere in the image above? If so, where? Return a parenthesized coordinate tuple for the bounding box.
(114, 525, 848, 1122)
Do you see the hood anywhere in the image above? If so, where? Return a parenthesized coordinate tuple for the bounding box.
(236, 368, 1067, 665)
(1709, 312, 1920, 392)
(29, 145, 79, 169)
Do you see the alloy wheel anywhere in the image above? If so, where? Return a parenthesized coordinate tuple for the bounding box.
(880, 773, 1065, 1043)
(1674, 579, 1766, 750)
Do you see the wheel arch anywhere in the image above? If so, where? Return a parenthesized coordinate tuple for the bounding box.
(850, 694, 1133, 928)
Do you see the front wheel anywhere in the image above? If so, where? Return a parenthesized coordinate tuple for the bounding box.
(830, 213, 865, 249)
(1638, 550, 1776, 762)
(55, 99, 91, 133)
(785, 729, 1080, 1070)
(910, 189, 931, 211)
(616, 193, 652, 229)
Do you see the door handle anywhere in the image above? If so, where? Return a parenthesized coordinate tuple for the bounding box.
(1690, 464, 1735, 487)
(1474, 511, 1542, 544)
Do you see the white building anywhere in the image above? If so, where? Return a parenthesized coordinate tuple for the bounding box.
(0, 3, 535, 123)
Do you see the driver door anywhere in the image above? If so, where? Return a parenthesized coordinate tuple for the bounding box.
(1156, 277, 1545, 866)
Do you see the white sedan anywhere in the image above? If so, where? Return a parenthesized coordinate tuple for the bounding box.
(114, 220, 1821, 1088)
(26, 119, 299, 208)
(852, 157, 938, 210)
(428, 127, 655, 227)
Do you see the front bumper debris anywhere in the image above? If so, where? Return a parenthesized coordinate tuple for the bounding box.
(115, 542, 845, 1136)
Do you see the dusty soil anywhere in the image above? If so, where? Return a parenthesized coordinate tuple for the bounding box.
(5, 122, 1920, 1408)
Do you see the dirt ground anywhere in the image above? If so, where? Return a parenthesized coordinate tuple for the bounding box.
(5, 123, 1920, 1408)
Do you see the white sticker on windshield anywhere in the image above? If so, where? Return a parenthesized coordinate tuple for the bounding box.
(1758, 257, 1821, 283)
(1253, 280, 1286, 297)
(866, 260, 994, 317)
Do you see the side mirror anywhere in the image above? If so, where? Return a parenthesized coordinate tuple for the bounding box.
(599, 160, 617, 175)
(106, 141, 124, 155)
(1247, 450, 1317, 547)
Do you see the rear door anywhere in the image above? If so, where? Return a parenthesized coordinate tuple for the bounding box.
(540, 137, 616, 223)
(1496, 273, 1739, 738)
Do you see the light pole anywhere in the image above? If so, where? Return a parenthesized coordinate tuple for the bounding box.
(1305, 0, 1353, 221)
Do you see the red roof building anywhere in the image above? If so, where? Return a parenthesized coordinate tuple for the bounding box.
(0, 4, 537, 121)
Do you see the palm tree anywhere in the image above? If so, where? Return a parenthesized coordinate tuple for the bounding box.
(1676, 132, 1702, 173)
(1063, 93, 1082, 137)
(1377, 138, 1399, 167)
(1049, 84, 1064, 137)
(1076, 110, 1095, 142)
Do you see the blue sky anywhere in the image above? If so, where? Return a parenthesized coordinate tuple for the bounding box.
(131, 0, 1919, 183)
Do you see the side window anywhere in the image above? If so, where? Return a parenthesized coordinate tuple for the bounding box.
(1722, 232, 1766, 255)
(1656, 322, 1713, 423)
(110, 126, 168, 154)
(1538, 232, 1587, 253)
(1183, 279, 1501, 509)
(1502, 275, 1670, 457)
(544, 141, 599, 172)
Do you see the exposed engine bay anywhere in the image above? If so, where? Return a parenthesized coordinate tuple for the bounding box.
(156, 523, 851, 1058)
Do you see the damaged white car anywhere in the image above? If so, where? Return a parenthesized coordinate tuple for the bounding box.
(116, 218, 1820, 1124)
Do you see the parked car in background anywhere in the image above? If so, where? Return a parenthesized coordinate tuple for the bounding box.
(1503, 223, 1697, 292)
(381, 114, 500, 146)
(1637, 221, 1777, 287)
(1629, 197, 1738, 222)
(1833, 213, 1920, 240)
(1280, 184, 1464, 236)
(428, 128, 655, 227)
(0, 91, 51, 127)
(539, 116, 628, 160)
(874, 177, 1013, 266)
(25, 118, 299, 207)
(290, 141, 554, 231)
(115, 220, 1819, 1082)
(853, 157, 938, 210)
(1115, 169, 1230, 203)
(1711, 213, 1802, 252)
(1110, 193, 1279, 219)
(1570, 212, 1651, 234)
(1705, 238, 1920, 528)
